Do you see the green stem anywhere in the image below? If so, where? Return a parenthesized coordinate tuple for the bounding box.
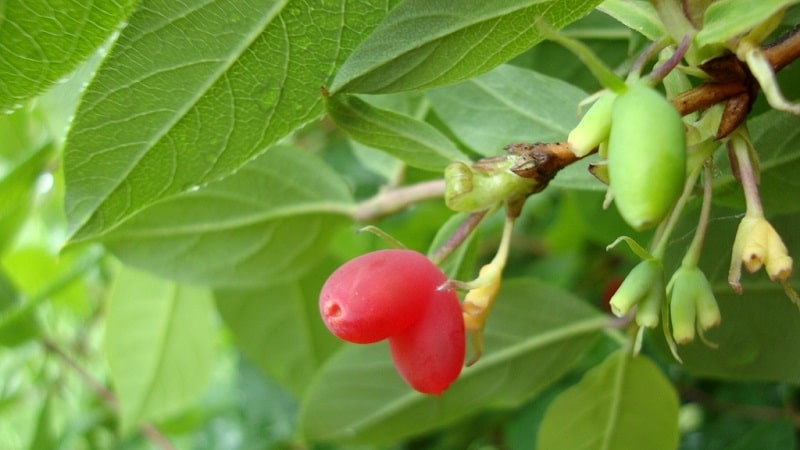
(536, 18, 627, 92)
(652, 164, 703, 258)
(429, 209, 490, 266)
(729, 129, 764, 216)
(681, 162, 714, 268)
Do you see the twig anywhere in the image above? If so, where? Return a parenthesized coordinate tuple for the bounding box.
(41, 338, 175, 450)
(671, 24, 800, 117)
(353, 179, 445, 222)
(429, 209, 490, 265)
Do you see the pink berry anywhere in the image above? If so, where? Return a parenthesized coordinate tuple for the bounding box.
(319, 249, 447, 344)
(388, 287, 465, 395)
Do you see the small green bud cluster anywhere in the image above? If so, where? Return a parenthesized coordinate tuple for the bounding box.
(568, 83, 687, 231)
(608, 258, 665, 329)
(668, 266, 721, 345)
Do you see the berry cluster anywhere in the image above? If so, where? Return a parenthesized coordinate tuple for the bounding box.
(319, 249, 465, 395)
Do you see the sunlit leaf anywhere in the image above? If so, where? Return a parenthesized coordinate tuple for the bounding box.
(300, 278, 606, 444)
(105, 265, 216, 434)
(538, 350, 679, 450)
(0, 0, 136, 111)
(64, 0, 392, 242)
(330, 0, 604, 94)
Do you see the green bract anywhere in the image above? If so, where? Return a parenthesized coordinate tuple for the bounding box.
(444, 161, 536, 213)
(607, 83, 686, 230)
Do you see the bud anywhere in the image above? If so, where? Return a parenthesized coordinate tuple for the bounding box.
(668, 266, 720, 344)
(568, 92, 616, 157)
(607, 83, 686, 230)
(729, 213, 793, 292)
(609, 258, 664, 319)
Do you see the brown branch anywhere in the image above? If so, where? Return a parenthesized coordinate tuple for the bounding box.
(671, 24, 800, 120)
(353, 179, 445, 222)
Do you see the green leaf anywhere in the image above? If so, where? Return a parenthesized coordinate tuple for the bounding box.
(104, 265, 216, 435)
(598, 0, 665, 40)
(713, 111, 800, 214)
(427, 65, 587, 156)
(696, 0, 800, 48)
(215, 259, 343, 397)
(0, 269, 40, 348)
(427, 64, 602, 190)
(63, 0, 392, 242)
(101, 145, 355, 288)
(300, 278, 606, 444)
(661, 284, 800, 382)
(658, 207, 800, 382)
(324, 93, 469, 171)
(0, 143, 54, 255)
(538, 350, 679, 450)
(28, 393, 56, 450)
(329, 0, 604, 94)
(0, 0, 136, 111)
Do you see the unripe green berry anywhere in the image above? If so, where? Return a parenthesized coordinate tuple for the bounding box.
(607, 83, 686, 230)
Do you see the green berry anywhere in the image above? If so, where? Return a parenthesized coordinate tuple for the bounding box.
(608, 83, 686, 230)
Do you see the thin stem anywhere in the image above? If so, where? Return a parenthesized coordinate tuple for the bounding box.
(648, 34, 693, 84)
(652, 164, 703, 258)
(41, 338, 175, 450)
(681, 162, 714, 267)
(429, 209, 490, 266)
(490, 214, 516, 270)
(628, 36, 671, 81)
(353, 179, 445, 222)
(730, 131, 763, 216)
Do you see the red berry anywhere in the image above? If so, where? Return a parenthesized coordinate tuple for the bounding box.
(319, 249, 447, 344)
(388, 287, 465, 395)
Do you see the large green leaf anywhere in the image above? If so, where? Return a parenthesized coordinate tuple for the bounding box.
(0, 0, 136, 111)
(104, 265, 216, 435)
(300, 278, 606, 444)
(538, 350, 679, 450)
(427, 64, 602, 190)
(215, 259, 343, 397)
(658, 206, 800, 382)
(324, 93, 469, 171)
(713, 111, 800, 214)
(329, 0, 604, 94)
(63, 0, 392, 242)
(100, 145, 355, 288)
